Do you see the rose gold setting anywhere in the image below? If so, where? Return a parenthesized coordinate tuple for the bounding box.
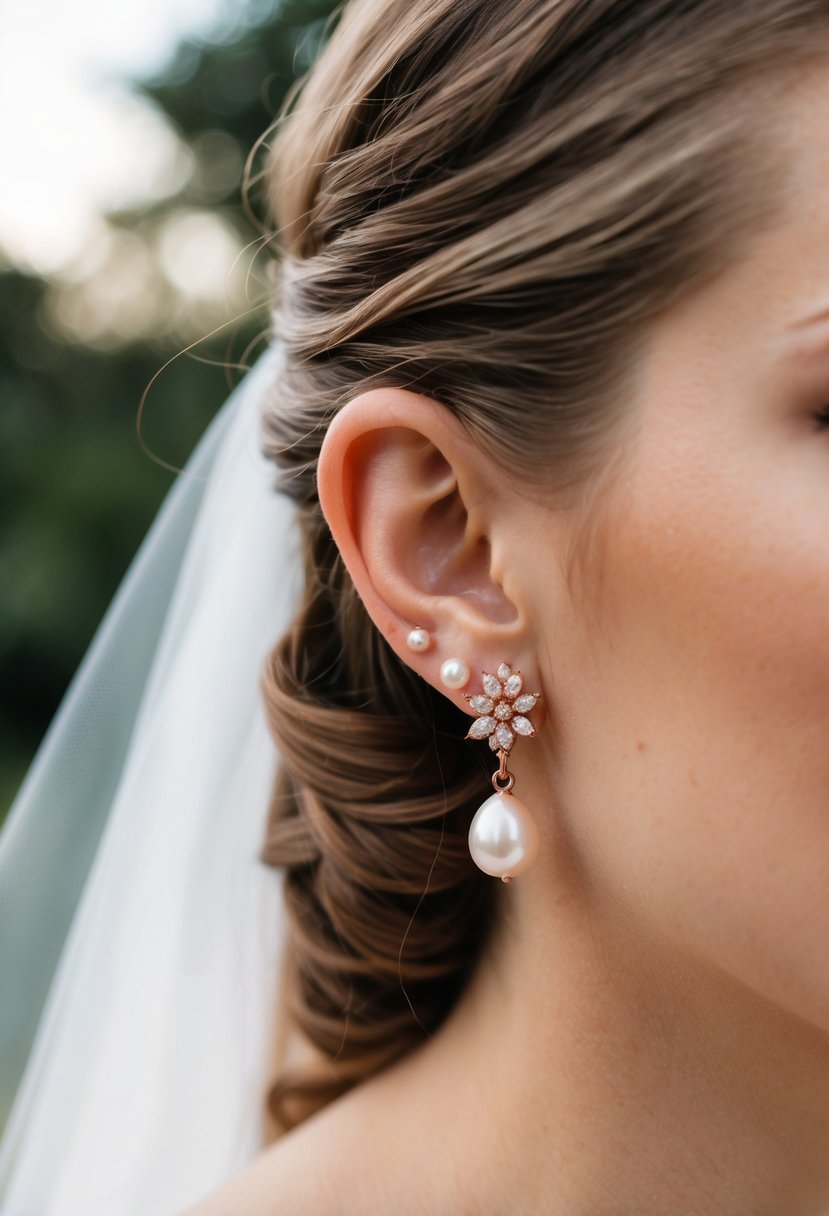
(491, 752, 515, 794)
(463, 661, 540, 755)
(463, 661, 541, 881)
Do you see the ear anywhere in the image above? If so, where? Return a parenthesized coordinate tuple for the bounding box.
(316, 385, 531, 709)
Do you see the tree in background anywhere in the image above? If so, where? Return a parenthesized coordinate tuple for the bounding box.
(0, 0, 339, 822)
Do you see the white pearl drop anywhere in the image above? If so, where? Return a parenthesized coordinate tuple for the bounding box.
(406, 628, 430, 652)
(468, 792, 539, 880)
(440, 657, 470, 689)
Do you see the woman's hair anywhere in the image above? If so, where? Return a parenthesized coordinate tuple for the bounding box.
(255, 0, 829, 1138)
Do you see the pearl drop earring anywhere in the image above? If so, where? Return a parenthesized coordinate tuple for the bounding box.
(464, 662, 541, 882)
(440, 657, 470, 689)
(406, 626, 431, 652)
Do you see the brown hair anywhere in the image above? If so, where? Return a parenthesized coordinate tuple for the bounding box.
(255, 0, 829, 1139)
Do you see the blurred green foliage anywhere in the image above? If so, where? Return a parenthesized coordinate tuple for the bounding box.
(0, 0, 340, 824)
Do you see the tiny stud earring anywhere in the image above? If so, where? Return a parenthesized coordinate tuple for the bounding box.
(464, 662, 541, 883)
(440, 657, 470, 689)
(406, 626, 431, 652)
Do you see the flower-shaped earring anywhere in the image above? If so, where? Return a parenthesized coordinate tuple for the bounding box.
(463, 662, 541, 882)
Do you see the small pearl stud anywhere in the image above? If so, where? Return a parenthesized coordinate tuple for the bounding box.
(406, 627, 431, 652)
(440, 657, 470, 689)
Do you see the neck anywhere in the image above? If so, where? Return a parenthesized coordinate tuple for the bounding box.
(411, 864, 829, 1215)
(269, 792, 829, 1216)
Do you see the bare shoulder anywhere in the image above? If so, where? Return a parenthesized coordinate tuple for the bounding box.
(181, 1110, 346, 1216)
(181, 1079, 397, 1216)
(181, 1041, 446, 1216)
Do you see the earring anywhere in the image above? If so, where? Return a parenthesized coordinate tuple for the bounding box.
(406, 626, 431, 652)
(463, 662, 541, 882)
(439, 657, 470, 689)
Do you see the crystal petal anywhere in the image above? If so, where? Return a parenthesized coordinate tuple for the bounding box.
(467, 715, 496, 739)
(488, 733, 501, 751)
(497, 662, 512, 680)
(482, 673, 502, 698)
(512, 693, 538, 713)
(503, 673, 523, 699)
(468, 694, 494, 714)
(511, 715, 534, 736)
(495, 723, 514, 751)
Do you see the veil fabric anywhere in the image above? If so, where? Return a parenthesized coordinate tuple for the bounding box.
(0, 340, 301, 1214)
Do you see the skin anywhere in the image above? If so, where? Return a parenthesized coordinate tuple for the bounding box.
(186, 64, 829, 1216)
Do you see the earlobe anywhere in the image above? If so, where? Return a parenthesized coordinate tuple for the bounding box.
(316, 387, 525, 688)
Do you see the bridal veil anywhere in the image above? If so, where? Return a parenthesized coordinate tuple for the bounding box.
(0, 338, 301, 1213)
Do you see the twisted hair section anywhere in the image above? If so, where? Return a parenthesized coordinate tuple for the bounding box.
(254, 0, 829, 1139)
(259, 512, 494, 1133)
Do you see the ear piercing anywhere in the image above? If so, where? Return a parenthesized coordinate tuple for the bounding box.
(407, 625, 541, 883)
(406, 627, 431, 653)
(407, 629, 472, 690)
(439, 657, 471, 689)
(463, 663, 540, 882)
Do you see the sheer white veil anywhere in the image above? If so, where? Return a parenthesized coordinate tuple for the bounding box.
(0, 338, 301, 1213)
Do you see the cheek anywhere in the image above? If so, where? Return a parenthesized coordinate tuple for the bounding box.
(554, 416, 829, 1029)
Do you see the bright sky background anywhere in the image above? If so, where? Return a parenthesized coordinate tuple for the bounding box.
(0, 0, 258, 275)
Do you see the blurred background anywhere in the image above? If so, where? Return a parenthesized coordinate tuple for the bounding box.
(0, 0, 339, 826)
